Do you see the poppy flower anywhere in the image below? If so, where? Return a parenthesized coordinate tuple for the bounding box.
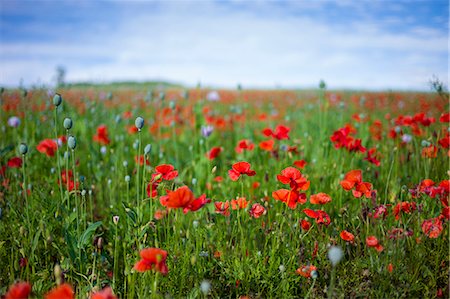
(293, 160, 307, 169)
(93, 125, 110, 145)
(5, 281, 31, 299)
(387, 263, 394, 273)
(235, 139, 254, 154)
(263, 125, 290, 140)
(372, 205, 389, 219)
(393, 201, 417, 220)
(421, 145, 438, 158)
(440, 112, 450, 123)
(310, 193, 332, 205)
(364, 148, 381, 166)
(146, 182, 159, 198)
(44, 283, 74, 299)
(340, 170, 373, 198)
(259, 139, 274, 151)
(249, 203, 265, 218)
(296, 265, 317, 278)
(159, 186, 195, 209)
(228, 161, 256, 181)
(134, 247, 168, 275)
(276, 167, 310, 191)
(7, 157, 22, 168)
(421, 217, 443, 238)
(207, 147, 222, 160)
(214, 201, 230, 216)
(135, 155, 150, 166)
(231, 197, 249, 210)
(300, 219, 311, 230)
(153, 164, 178, 181)
(36, 139, 58, 157)
(340, 230, 355, 243)
(91, 287, 117, 299)
(365, 236, 383, 252)
(272, 189, 306, 209)
(59, 170, 79, 191)
(183, 194, 211, 214)
(303, 208, 331, 226)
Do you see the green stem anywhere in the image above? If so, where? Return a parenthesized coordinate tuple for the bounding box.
(54, 108, 64, 206)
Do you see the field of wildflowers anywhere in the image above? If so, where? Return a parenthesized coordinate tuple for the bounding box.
(0, 85, 448, 298)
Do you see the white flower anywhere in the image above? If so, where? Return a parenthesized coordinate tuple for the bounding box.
(200, 280, 211, 294)
(328, 246, 343, 267)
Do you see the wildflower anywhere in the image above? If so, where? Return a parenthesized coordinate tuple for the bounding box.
(366, 236, 384, 252)
(235, 139, 254, 154)
(300, 219, 311, 230)
(206, 90, 220, 101)
(262, 125, 290, 140)
(200, 280, 211, 295)
(153, 164, 178, 181)
(93, 125, 110, 145)
(387, 263, 394, 273)
(328, 246, 343, 267)
(214, 201, 230, 216)
(7, 116, 21, 128)
(303, 208, 331, 226)
(272, 189, 306, 209)
(231, 197, 249, 210)
(7, 157, 22, 168)
(44, 283, 74, 299)
(421, 217, 443, 238)
(393, 201, 417, 220)
(134, 247, 168, 275)
(259, 139, 274, 151)
(249, 203, 265, 218)
(159, 186, 195, 209)
(340, 169, 373, 198)
(5, 281, 31, 299)
(201, 125, 214, 137)
(228, 161, 256, 181)
(36, 139, 58, 157)
(207, 146, 222, 160)
(310, 193, 332, 205)
(91, 287, 117, 299)
(296, 265, 317, 278)
(293, 159, 307, 169)
(340, 230, 355, 243)
(276, 167, 310, 191)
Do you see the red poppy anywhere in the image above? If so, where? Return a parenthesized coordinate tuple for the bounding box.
(303, 208, 331, 225)
(207, 147, 222, 160)
(91, 287, 117, 299)
(300, 219, 311, 231)
(310, 193, 332, 205)
(293, 160, 307, 169)
(259, 139, 274, 151)
(36, 139, 58, 157)
(183, 194, 211, 214)
(387, 263, 394, 273)
(231, 197, 249, 210)
(372, 205, 389, 219)
(135, 155, 150, 166)
(59, 170, 79, 191)
(214, 201, 230, 216)
(7, 157, 22, 168)
(127, 125, 139, 134)
(249, 203, 265, 218)
(276, 167, 310, 191)
(340, 230, 355, 243)
(296, 265, 317, 278)
(44, 283, 74, 299)
(364, 148, 381, 166)
(153, 164, 178, 181)
(262, 125, 290, 140)
(272, 189, 306, 209)
(421, 145, 438, 158)
(366, 236, 383, 252)
(159, 186, 195, 209)
(134, 247, 168, 275)
(228, 161, 256, 181)
(340, 169, 373, 198)
(440, 112, 450, 123)
(393, 201, 417, 220)
(235, 139, 254, 154)
(5, 281, 31, 299)
(422, 217, 443, 238)
(93, 125, 110, 145)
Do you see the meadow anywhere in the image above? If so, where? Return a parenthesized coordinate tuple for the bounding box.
(0, 84, 448, 298)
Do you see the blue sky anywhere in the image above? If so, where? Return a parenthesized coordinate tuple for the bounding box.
(0, 0, 448, 90)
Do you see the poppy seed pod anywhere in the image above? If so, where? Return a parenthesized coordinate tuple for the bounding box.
(63, 117, 73, 130)
(19, 143, 28, 155)
(53, 94, 62, 106)
(144, 144, 152, 155)
(328, 246, 343, 267)
(135, 116, 144, 130)
(68, 136, 77, 150)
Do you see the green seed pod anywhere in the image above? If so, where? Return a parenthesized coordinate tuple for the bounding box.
(135, 116, 144, 130)
(63, 117, 73, 130)
(68, 135, 77, 150)
(144, 144, 152, 155)
(53, 93, 62, 106)
(19, 143, 28, 155)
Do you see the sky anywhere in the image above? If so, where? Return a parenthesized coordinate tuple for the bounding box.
(0, 0, 448, 90)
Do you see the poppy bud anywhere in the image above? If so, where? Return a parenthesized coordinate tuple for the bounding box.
(328, 246, 343, 267)
(97, 237, 103, 251)
(144, 144, 152, 155)
(68, 136, 76, 150)
(63, 117, 73, 130)
(113, 215, 119, 225)
(310, 270, 318, 279)
(135, 116, 144, 130)
(200, 280, 211, 294)
(19, 143, 28, 155)
(125, 175, 130, 182)
(54, 264, 63, 285)
(53, 94, 62, 106)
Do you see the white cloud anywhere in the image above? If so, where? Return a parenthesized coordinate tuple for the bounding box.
(0, 1, 447, 90)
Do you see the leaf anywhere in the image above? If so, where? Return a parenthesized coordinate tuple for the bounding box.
(123, 203, 137, 225)
(78, 221, 102, 249)
(0, 145, 14, 157)
(32, 229, 41, 253)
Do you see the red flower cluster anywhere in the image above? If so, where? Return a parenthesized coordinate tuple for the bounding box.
(228, 161, 256, 181)
(159, 186, 210, 214)
(262, 124, 290, 140)
(134, 247, 168, 275)
(340, 170, 373, 198)
(330, 124, 366, 153)
(93, 125, 110, 145)
(37, 139, 58, 157)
